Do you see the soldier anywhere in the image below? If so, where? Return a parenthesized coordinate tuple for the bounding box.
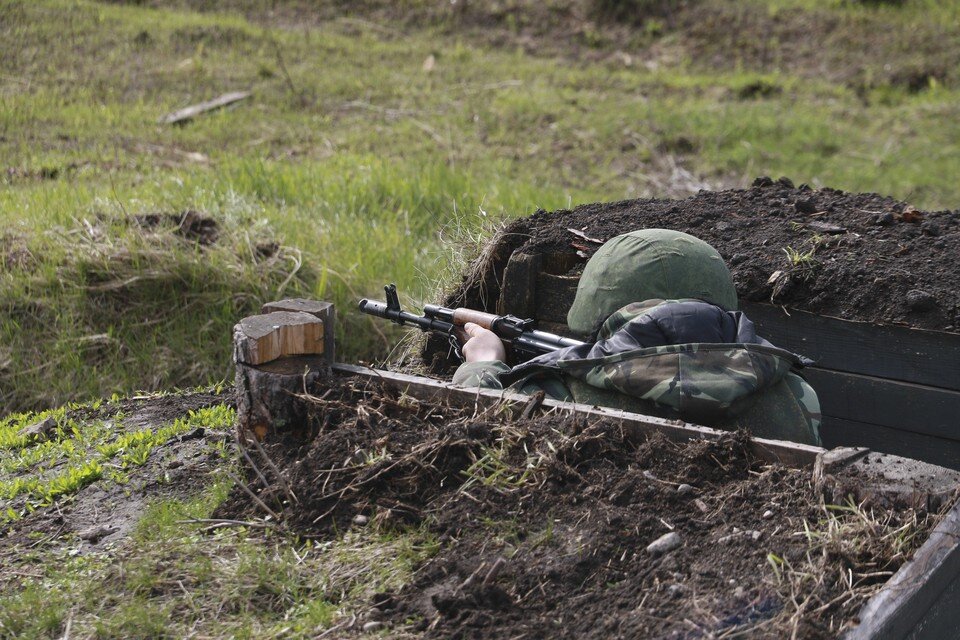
(453, 229, 821, 446)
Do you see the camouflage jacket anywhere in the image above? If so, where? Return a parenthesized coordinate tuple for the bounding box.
(454, 299, 822, 446)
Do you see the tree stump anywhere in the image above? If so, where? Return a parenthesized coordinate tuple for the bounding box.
(234, 301, 334, 441)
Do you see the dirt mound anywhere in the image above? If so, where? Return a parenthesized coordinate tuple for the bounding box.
(450, 178, 960, 334)
(219, 374, 939, 638)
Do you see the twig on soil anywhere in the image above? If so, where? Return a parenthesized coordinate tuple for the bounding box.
(248, 434, 299, 505)
(176, 518, 274, 532)
(226, 471, 281, 521)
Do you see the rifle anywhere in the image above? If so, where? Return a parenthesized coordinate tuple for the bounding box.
(358, 284, 584, 361)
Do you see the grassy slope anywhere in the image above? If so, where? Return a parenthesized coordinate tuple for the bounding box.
(3, 0, 960, 410)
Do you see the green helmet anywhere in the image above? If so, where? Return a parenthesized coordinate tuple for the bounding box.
(566, 229, 738, 335)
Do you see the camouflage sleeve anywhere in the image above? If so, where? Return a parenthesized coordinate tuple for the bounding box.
(452, 361, 512, 389)
(783, 372, 822, 446)
(452, 360, 574, 401)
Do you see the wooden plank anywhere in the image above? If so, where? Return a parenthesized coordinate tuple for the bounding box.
(805, 368, 960, 441)
(331, 363, 823, 468)
(845, 498, 960, 640)
(822, 417, 960, 471)
(535, 272, 578, 324)
(905, 572, 960, 640)
(497, 253, 541, 318)
(742, 303, 960, 391)
(159, 91, 251, 125)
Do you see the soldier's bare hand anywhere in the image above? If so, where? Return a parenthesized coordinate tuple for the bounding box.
(461, 322, 506, 363)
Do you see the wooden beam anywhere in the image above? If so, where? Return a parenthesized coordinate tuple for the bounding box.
(498, 252, 541, 318)
(743, 302, 960, 391)
(845, 498, 960, 639)
(159, 91, 251, 125)
(822, 417, 960, 471)
(331, 363, 823, 468)
(806, 368, 960, 441)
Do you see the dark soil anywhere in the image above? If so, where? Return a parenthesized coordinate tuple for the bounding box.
(219, 373, 939, 639)
(450, 178, 960, 333)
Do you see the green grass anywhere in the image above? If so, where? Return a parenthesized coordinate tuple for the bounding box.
(2, 0, 960, 411)
(0, 479, 438, 639)
(0, 401, 236, 522)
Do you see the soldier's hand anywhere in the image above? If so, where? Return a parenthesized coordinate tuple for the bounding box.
(461, 322, 506, 363)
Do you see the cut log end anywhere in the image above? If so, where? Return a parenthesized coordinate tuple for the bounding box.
(234, 301, 336, 441)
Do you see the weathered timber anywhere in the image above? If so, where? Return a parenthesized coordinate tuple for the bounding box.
(804, 368, 960, 441)
(235, 356, 327, 441)
(742, 302, 960, 391)
(261, 299, 336, 364)
(159, 91, 251, 125)
(332, 363, 822, 468)
(234, 311, 324, 366)
(823, 417, 960, 471)
(497, 253, 540, 318)
(814, 447, 960, 512)
(234, 301, 335, 440)
(846, 498, 960, 640)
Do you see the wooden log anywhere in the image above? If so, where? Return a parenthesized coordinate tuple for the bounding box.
(234, 311, 324, 366)
(159, 91, 251, 125)
(235, 356, 327, 441)
(261, 299, 336, 364)
(234, 301, 335, 440)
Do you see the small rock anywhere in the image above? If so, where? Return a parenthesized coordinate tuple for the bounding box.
(714, 221, 732, 232)
(794, 198, 818, 215)
(729, 253, 747, 266)
(362, 621, 384, 632)
(694, 499, 709, 513)
(642, 470, 657, 481)
(734, 586, 745, 599)
(807, 221, 846, 235)
(921, 221, 941, 236)
(167, 460, 183, 469)
(646, 532, 682, 555)
(353, 514, 369, 526)
(667, 584, 684, 598)
(676, 484, 694, 495)
(750, 530, 762, 541)
(762, 509, 774, 520)
(875, 212, 895, 226)
(18, 416, 57, 442)
(78, 524, 119, 543)
(906, 289, 937, 312)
